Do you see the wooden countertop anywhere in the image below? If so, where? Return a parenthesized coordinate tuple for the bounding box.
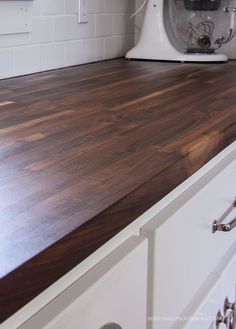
(0, 58, 235, 323)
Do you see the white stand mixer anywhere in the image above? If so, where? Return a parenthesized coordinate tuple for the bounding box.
(126, 0, 236, 62)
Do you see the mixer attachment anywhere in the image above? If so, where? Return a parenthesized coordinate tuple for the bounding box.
(186, 21, 215, 53)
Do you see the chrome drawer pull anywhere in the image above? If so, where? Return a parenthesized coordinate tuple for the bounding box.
(100, 324, 122, 329)
(216, 310, 235, 329)
(224, 296, 236, 314)
(213, 217, 236, 233)
(212, 198, 236, 233)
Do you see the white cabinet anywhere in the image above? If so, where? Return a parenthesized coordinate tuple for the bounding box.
(141, 145, 236, 329)
(18, 236, 148, 329)
(183, 254, 236, 329)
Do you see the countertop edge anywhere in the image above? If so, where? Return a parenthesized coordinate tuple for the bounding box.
(0, 123, 235, 324)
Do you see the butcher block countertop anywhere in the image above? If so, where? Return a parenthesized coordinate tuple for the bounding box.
(0, 58, 236, 322)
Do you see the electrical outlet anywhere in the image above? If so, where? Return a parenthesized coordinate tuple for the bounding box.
(0, 2, 32, 34)
(78, 0, 88, 24)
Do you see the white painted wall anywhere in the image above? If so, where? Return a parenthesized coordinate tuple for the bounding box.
(0, 0, 135, 79)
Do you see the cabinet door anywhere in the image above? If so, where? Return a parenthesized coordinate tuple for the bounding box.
(142, 148, 236, 329)
(19, 236, 148, 329)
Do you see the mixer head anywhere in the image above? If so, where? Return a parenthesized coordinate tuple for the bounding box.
(184, 0, 222, 11)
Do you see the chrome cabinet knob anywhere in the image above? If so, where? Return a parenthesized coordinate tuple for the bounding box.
(216, 310, 235, 329)
(100, 324, 122, 329)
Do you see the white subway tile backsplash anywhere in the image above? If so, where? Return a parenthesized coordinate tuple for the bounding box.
(112, 14, 132, 35)
(0, 0, 135, 79)
(0, 49, 14, 78)
(0, 34, 29, 48)
(54, 14, 95, 41)
(14, 45, 41, 76)
(32, 1, 40, 16)
(105, 0, 134, 14)
(0, 0, 235, 80)
(54, 15, 79, 41)
(76, 15, 95, 39)
(65, 0, 78, 15)
(64, 40, 85, 66)
(40, 0, 65, 15)
(85, 38, 105, 62)
(95, 14, 112, 37)
(87, 0, 105, 14)
(40, 43, 64, 70)
(105, 34, 134, 59)
(29, 16, 54, 44)
(121, 34, 135, 54)
(105, 35, 123, 59)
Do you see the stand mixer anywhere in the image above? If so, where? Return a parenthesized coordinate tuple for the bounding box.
(126, 0, 236, 62)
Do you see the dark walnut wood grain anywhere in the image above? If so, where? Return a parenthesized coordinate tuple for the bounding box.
(0, 58, 235, 323)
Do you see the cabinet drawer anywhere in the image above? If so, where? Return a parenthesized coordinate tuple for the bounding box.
(142, 148, 236, 329)
(183, 251, 236, 329)
(18, 236, 148, 329)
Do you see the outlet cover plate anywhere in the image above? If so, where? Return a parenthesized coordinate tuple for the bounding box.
(78, 0, 88, 24)
(0, 1, 33, 35)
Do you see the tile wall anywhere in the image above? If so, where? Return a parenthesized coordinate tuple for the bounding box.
(0, 0, 235, 80)
(0, 0, 135, 79)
